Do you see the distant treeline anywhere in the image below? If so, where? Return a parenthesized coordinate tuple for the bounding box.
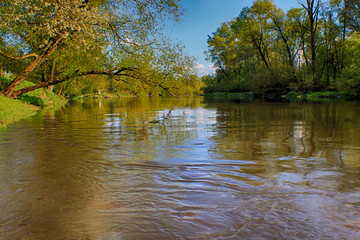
(203, 0, 360, 96)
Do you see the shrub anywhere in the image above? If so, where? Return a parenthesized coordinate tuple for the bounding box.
(18, 95, 44, 107)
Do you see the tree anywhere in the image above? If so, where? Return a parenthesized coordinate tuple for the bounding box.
(206, 0, 297, 93)
(299, 0, 321, 87)
(344, 0, 360, 32)
(0, 0, 189, 98)
(241, 1, 273, 70)
(204, 0, 360, 95)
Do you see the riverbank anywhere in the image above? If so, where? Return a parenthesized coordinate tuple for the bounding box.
(0, 78, 67, 127)
(0, 96, 38, 127)
(71, 92, 135, 100)
(204, 91, 358, 102)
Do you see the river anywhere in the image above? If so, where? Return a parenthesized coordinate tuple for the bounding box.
(0, 97, 359, 239)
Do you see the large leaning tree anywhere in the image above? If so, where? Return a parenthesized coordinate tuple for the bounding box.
(0, 0, 187, 98)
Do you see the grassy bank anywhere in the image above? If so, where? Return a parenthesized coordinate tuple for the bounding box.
(284, 91, 356, 102)
(205, 91, 357, 102)
(0, 77, 67, 127)
(204, 92, 254, 101)
(71, 92, 135, 100)
(0, 96, 38, 127)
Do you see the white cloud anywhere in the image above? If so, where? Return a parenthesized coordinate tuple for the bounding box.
(196, 63, 216, 77)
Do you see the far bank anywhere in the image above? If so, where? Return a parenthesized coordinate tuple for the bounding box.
(204, 91, 358, 102)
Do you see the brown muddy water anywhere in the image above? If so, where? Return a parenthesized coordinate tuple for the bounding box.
(0, 97, 359, 239)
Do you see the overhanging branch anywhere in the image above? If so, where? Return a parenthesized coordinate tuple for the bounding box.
(13, 67, 136, 96)
(0, 50, 39, 60)
(12, 66, 180, 99)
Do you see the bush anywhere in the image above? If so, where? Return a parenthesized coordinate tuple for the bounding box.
(18, 95, 44, 107)
(284, 92, 303, 101)
(0, 76, 12, 90)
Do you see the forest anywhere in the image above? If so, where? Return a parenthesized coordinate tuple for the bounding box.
(203, 0, 360, 97)
(0, 0, 201, 99)
(2, 0, 360, 101)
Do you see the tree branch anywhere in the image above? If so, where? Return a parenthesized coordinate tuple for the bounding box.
(0, 50, 39, 60)
(13, 67, 136, 96)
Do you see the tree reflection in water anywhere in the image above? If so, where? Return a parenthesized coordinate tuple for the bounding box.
(0, 98, 359, 239)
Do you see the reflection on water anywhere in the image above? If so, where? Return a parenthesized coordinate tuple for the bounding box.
(0, 97, 360, 239)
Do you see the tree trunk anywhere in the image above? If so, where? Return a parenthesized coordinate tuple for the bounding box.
(301, 0, 320, 88)
(48, 59, 56, 92)
(251, 35, 271, 70)
(1, 57, 42, 97)
(0, 33, 65, 98)
(11, 68, 134, 97)
(272, 20, 297, 83)
(13, 75, 73, 96)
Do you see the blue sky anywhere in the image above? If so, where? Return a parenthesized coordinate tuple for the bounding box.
(166, 0, 301, 76)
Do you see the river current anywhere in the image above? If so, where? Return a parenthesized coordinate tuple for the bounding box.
(0, 97, 359, 239)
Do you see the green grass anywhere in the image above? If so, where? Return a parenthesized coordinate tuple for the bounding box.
(0, 77, 67, 127)
(305, 91, 354, 100)
(0, 96, 38, 127)
(284, 91, 356, 102)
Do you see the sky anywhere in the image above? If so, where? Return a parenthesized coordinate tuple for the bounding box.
(166, 0, 301, 76)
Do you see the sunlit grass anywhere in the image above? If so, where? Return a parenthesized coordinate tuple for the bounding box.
(0, 77, 67, 127)
(0, 96, 38, 127)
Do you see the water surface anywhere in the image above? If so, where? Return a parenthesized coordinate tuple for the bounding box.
(0, 97, 359, 239)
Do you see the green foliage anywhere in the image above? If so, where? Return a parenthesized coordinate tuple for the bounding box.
(1, 76, 66, 108)
(205, 92, 254, 100)
(306, 91, 354, 101)
(284, 91, 354, 102)
(18, 95, 44, 107)
(284, 92, 304, 101)
(204, 0, 360, 96)
(0, 0, 196, 98)
(335, 34, 360, 95)
(0, 76, 11, 87)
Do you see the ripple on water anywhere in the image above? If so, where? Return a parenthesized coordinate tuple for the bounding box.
(1, 99, 360, 239)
